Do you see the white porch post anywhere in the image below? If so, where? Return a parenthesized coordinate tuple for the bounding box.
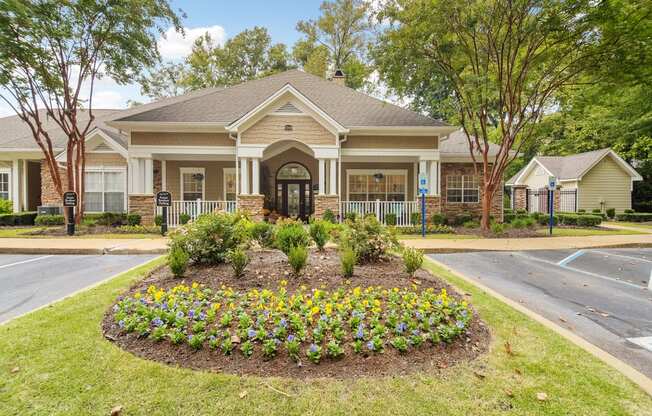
(144, 158, 153, 194)
(318, 159, 326, 195)
(11, 159, 20, 212)
(240, 157, 249, 194)
(251, 157, 260, 195)
(161, 160, 167, 191)
(22, 160, 28, 210)
(429, 161, 438, 196)
(329, 159, 337, 195)
(418, 160, 427, 193)
(437, 161, 442, 195)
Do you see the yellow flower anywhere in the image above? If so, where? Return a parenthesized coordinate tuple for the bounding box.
(154, 291, 164, 302)
(306, 299, 313, 307)
(373, 299, 381, 307)
(213, 303, 221, 311)
(134, 292, 141, 299)
(280, 279, 288, 287)
(353, 287, 361, 297)
(311, 306, 320, 315)
(324, 303, 333, 316)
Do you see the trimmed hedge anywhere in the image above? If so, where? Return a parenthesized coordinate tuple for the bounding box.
(0, 211, 37, 226)
(615, 212, 652, 222)
(35, 214, 65, 226)
(537, 213, 602, 227)
(399, 224, 454, 234)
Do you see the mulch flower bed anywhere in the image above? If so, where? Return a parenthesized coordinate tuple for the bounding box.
(103, 248, 490, 379)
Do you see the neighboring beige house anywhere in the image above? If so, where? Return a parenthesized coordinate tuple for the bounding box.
(0, 69, 505, 225)
(507, 149, 642, 213)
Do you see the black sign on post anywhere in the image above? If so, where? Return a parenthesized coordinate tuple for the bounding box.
(156, 191, 171, 235)
(62, 191, 77, 236)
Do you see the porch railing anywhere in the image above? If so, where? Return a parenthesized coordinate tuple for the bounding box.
(162, 199, 237, 227)
(339, 200, 419, 227)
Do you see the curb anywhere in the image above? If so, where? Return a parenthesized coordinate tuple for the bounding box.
(0, 247, 168, 255)
(0, 255, 165, 326)
(402, 242, 652, 254)
(425, 257, 652, 397)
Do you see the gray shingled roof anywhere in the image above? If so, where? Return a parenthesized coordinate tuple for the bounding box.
(507, 148, 612, 184)
(113, 69, 447, 127)
(0, 109, 125, 150)
(439, 129, 503, 156)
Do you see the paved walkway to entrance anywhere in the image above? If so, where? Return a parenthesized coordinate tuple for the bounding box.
(402, 233, 652, 252)
(0, 238, 168, 255)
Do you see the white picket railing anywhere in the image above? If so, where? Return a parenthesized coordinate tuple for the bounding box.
(339, 200, 419, 227)
(163, 199, 237, 227)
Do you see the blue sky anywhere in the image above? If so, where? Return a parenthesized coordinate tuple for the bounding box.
(0, 1, 327, 116)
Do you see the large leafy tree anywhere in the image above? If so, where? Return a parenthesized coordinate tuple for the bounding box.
(295, 0, 373, 89)
(141, 27, 294, 98)
(375, 0, 649, 229)
(0, 0, 181, 220)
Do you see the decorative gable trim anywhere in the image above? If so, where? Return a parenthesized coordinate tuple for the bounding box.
(55, 128, 128, 162)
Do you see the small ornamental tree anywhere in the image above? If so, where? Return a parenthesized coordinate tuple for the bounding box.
(0, 0, 181, 221)
(375, 0, 647, 230)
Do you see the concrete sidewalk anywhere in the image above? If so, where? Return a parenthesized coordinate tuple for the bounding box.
(0, 238, 168, 255)
(601, 223, 652, 234)
(402, 233, 652, 253)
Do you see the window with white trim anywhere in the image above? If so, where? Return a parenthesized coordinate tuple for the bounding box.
(347, 170, 407, 201)
(446, 175, 479, 203)
(84, 168, 126, 212)
(181, 168, 205, 201)
(0, 171, 9, 200)
(223, 168, 236, 201)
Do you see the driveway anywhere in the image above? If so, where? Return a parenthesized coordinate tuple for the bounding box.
(430, 248, 652, 378)
(0, 254, 158, 324)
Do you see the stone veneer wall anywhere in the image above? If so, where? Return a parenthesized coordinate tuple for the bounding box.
(440, 163, 503, 222)
(314, 195, 339, 219)
(237, 194, 265, 221)
(153, 160, 162, 194)
(424, 196, 441, 221)
(512, 185, 527, 211)
(41, 161, 67, 206)
(128, 195, 155, 225)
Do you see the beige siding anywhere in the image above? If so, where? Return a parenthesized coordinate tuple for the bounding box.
(85, 152, 126, 166)
(343, 135, 438, 149)
(521, 163, 550, 190)
(241, 115, 335, 146)
(578, 156, 632, 213)
(131, 132, 233, 147)
(165, 161, 235, 201)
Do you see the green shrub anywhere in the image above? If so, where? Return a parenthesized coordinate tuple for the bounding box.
(591, 209, 602, 214)
(115, 225, 160, 234)
(340, 215, 397, 264)
(384, 213, 397, 226)
(491, 222, 505, 234)
(96, 212, 126, 226)
(226, 247, 249, 277)
(462, 220, 479, 229)
(275, 219, 310, 255)
(537, 214, 558, 226)
(624, 209, 634, 214)
(615, 212, 652, 222)
(288, 245, 308, 276)
(431, 213, 447, 225)
(168, 212, 247, 265)
(0, 211, 36, 226)
(576, 215, 602, 227)
(179, 213, 191, 225)
(126, 213, 141, 226)
(453, 213, 474, 226)
(35, 214, 65, 226)
(0, 199, 12, 214)
(168, 246, 189, 278)
(154, 215, 164, 226)
(402, 247, 424, 277)
(309, 220, 330, 251)
(578, 209, 586, 214)
(322, 209, 336, 223)
(516, 209, 527, 215)
(410, 212, 420, 226)
(606, 208, 615, 219)
(251, 221, 275, 248)
(523, 217, 536, 228)
(339, 245, 356, 278)
(344, 211, 357, 221)
(398, 224, 454, 234)
(512, 218, 526, 229)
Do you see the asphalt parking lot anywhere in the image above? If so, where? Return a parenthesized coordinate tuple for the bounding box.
(430, 248, 652, 378)
(0, 254, 158, 324)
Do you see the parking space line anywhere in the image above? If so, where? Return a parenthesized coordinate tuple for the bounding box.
(0, 255, 53, 271)
(558, 250, 585, 266)
(627, 337, 652, 352)
(592, 250, 652, 264)
(649, 269, 652, 290)
(513, 252, 644, 290)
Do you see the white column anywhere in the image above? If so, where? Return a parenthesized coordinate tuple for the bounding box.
(429, 161, 438, 196)
(128, 158, 139, 194)
(240, 158, 249, 195)
(251, 158, 260, 195)
(11, 160, 20, 212)
(318, 159, 326, 195)
(418, 160, 427, 193)
(437, 161, 442, 195)
(329, 159, 337, 195)
(161, 160, 167, 191)
(22, 160, 28, 210)
(144, 158, 153, 194)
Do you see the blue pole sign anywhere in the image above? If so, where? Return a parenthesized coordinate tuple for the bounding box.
(548, 176, 557, 235)
(418, 172, 428, 237)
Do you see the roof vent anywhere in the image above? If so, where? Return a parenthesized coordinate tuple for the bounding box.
(274, 102, 302, 114)
(332, 69, 346, 86)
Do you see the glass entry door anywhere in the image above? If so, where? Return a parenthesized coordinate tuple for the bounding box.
(276, 180, 312, 220)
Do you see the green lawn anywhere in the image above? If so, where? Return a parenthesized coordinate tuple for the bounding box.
(605, 221, 652, 230)
(398, 233, 481, 240)
(536, 227, 646, 237)
(1, 257, 650, 415)
(0, 227, 163, 239)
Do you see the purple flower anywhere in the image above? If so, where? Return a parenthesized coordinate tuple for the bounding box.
(456, 321, 465, 329)
(287, 334, 295, 342)
(188, 310, 195, 319)
(152, 317, 164, 327)
(279, 318, 287, 328)
(412, 329, 420, 337)
(198, 312, 206, 321)
(355, 324, 364, 340)
(263, 310, 270, 318)
(188, 334, 194, 340)
(366, 341, 375, 351)
(415, 311, 422, 320)
(112, 305, 119, 312)
(118, 320, 125, 328)
(176, 311, 185, 319)
(396, 322, 407, 333)
(460, 310, 468, 318)
(247, 328, 257, 339)
(161, 304, 168, 311)
(309, 344, 319, 353)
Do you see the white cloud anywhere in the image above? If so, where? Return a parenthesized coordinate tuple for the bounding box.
(158, 25, 226, 60)
(91, 90, 126, 109)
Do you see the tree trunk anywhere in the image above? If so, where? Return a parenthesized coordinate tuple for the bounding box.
(480, 184, 492, 231)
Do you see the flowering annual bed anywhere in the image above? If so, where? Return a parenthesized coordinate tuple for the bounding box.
(112, 280, 472, 364)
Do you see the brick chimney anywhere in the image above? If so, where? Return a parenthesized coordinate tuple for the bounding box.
(332, 69, 346, 86)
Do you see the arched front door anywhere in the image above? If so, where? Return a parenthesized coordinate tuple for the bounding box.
(276, 162, 312, 220)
